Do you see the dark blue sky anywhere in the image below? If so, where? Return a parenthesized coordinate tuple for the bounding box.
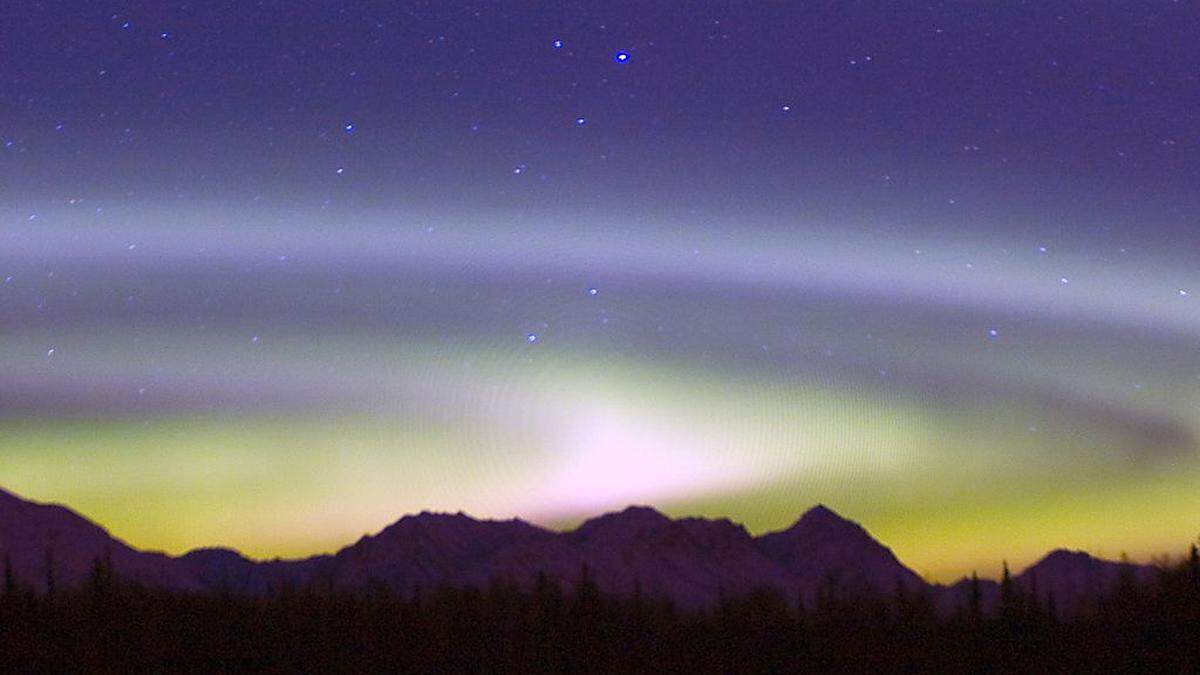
(2, 2, 1197, 241)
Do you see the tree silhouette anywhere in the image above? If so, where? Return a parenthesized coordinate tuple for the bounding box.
(88, 552, 115, 601)
(0, 543, 1197, 671)
(2, 553, 14, 597)
(1189, 543, 1199, 594)
(999, 560, 1015, 620)
(967, 570, 982, 625)
(43, 545, 55, 600)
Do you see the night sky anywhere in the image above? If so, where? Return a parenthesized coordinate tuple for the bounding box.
(2, 2, 1199, 581)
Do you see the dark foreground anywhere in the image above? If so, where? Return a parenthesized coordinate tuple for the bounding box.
(1, 552, 1198, 673)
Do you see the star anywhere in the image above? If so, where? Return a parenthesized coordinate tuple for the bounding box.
(614, 51, 631, 63)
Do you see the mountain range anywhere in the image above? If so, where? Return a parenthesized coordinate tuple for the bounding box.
(0, 486, 1156, 613)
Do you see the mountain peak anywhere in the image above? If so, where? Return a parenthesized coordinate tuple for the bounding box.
(376, 510, 547, 538)
(758, 504, 924, 596)
(578, 504, 668, 525)
(774, 504, 865, 539)
(1014, 548, 1156, 612)
(570, 505, 675, 542)
(761, 504, 875, 549)
(1021, 549, 1121, 579)
(798, 503, 847, 525)
(181, 547, 253, 564)
(401, 510, 477, 525)
(617, 504, 669, 519)
(1037, 549, 1095, 565)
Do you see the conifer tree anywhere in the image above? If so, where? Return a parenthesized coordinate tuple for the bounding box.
(44, 546, 55, 600)
(2, 553, 14, 598)
(1189, 543, 1199, 593)
(1027, 571, 1041, 618)
(89, 555, 112, 600)
(968, 570, 982, 624)
(999, 560, 1016, 621)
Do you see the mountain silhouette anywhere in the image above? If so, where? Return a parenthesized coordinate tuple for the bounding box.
(178, 547, 328, 595)
(758, 504, 926, 601)
(0, 487, 197, 593)
(464, 506, 796, 607)
(0, 486, 1159, 613)
(1014, 548, 1157, 613)
(328, 511, 555, 592)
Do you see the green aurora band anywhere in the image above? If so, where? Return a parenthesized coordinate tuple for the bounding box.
(2, 217, 1198, 582)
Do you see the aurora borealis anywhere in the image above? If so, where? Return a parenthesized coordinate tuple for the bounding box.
(2, 3, 1199, 582)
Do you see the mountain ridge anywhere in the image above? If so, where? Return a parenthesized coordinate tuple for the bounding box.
(0, 486, 1161, 612)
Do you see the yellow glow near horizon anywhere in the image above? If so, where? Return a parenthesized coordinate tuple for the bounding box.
(1, 332, 1197, 581)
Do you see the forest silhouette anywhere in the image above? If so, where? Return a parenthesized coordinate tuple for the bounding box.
(1, 543, 1197, 672)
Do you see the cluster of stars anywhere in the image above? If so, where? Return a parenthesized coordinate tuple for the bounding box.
(321, 36, 632, 178)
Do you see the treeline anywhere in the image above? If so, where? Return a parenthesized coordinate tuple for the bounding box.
(1, 548, 1198, 673)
